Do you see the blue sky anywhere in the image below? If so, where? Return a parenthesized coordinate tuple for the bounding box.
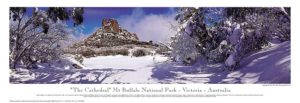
(25, 7, 178, 42)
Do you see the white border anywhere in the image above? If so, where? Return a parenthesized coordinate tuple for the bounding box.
(1, 0, 300, 103)
(6, 0, 294, 7)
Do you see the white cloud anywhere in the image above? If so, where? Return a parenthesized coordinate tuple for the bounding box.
(118, 8, 178, 43)
(71, 24, 89, 41)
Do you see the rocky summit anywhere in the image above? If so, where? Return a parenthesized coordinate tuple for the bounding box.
(67, 18, 169, 57)
(73, 18, 140, 48)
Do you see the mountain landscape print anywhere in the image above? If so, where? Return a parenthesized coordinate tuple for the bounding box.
(9, 7, 290, 84)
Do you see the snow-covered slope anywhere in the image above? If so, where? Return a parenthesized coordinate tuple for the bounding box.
(151, 41, 290, 84)
(224, 41, 290, 83)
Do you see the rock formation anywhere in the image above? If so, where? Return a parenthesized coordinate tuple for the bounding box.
(102, 18, 120, 33)
(67, 18, 169, 57)
(72, 18, 140, 48)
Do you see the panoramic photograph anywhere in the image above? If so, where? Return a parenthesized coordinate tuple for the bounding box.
(9, 7, 290, 84)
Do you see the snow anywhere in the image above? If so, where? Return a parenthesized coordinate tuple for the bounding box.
(150, 41, 290, 84)
(82, 55, 168, 83)
(229, 24, 242, 45)
(231, 41, 290, 83)
(10, 66, 109, 84)
(10, 42, 290, 84)
(225, 53, 236, 68)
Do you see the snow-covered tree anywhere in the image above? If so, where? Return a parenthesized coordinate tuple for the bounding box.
(170, 7, 290, 70)
(171, 8, 226, 64)
(171, 8, 210, 64)
(9, 7, 84, 69)
(223, 7, 290, 70)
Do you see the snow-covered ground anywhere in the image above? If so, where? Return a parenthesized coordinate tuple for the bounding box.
(151, 41, 290, 84)
(82, 55, 168, 84)
(10, 41, 290, 84)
